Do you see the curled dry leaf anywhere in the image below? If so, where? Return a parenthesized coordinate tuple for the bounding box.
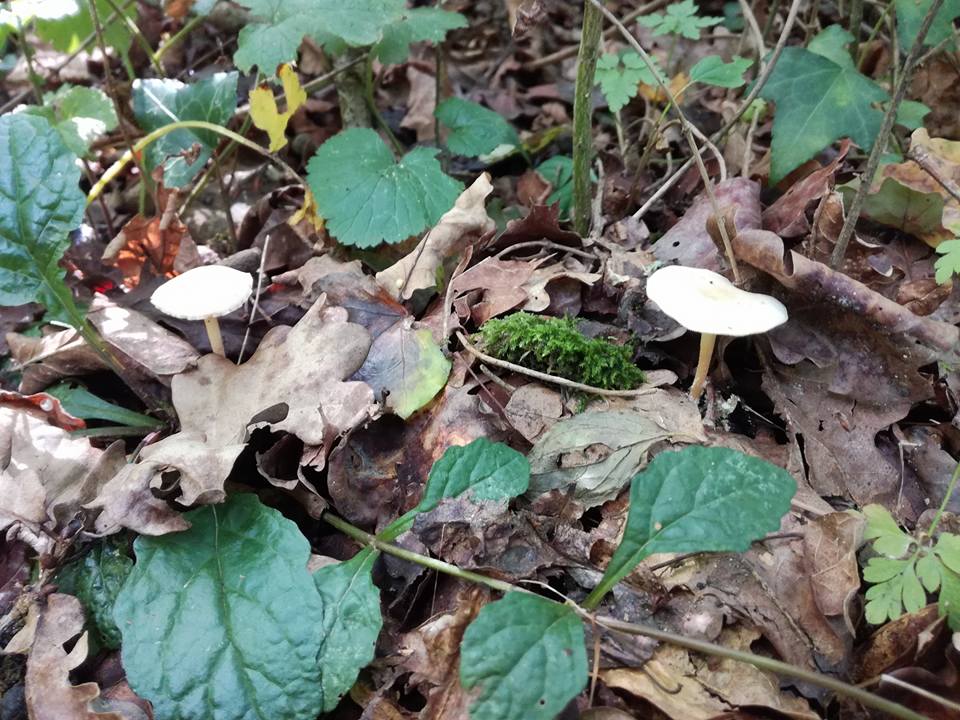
(95, 295, 377, 516)
(0, 389, 85, 431)
(0, 408, 126, 555)
(377, 173, 495, 301)
(733, 229, 960, 353)
(803, 511, 865, 633)
(5, 593, 122, 719)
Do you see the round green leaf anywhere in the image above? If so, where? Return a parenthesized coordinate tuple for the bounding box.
(460, 593, 587, 720)
(55, 540, 132, 650)
(307, 128, 463, 247)
(114, 494, 325, 720)
(434, 97, 519, 158)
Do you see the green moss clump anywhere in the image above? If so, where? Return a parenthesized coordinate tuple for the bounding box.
(476, 312, 645, 390)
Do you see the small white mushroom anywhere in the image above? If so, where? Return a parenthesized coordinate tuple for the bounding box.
(151, 265, 253, 357)
(646, 265, 788, 399)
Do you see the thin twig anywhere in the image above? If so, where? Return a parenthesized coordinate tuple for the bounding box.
(238, 235, 270, 364)
(101, 0, 164, 75)
(830, 0, 946, 268)
(495, 240, 599, 261)
(908, 146, 960, 204)
(589, 0, 741, 283)
(738, 0, 767, 56)
(632, 0, 803, 221)
(456, 331, 653, 397)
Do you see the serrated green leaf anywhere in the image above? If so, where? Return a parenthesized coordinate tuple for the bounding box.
(596, 51, 662, 112)
(418, 437, 530, 513)
(55, 539, 132, 650)
(35, 0, 132, 55)
(460, 593, 587, 720)
(759, 32, 890, 183)
(894, 0, 960, 51)
(132, 72, 238, 188)
(306, 127, 462, 247)
(591, 447, 795, 603)
(45, 382, 160, 428)
(916, 551, 943, 593)
(21, 85, 117, 157)
(935, 238, 960, 284)
(114, 494, 325, 720)
(865, 572, 905, 624)
(863, 556, 910, 583)
(935, 533, 960, 573)
(435, 97, 519, 158)
(375, 7, 467, 65)
(0, 113, 86, 322)
(863, 504, 914, 557)
(689, 55, 752, 87)
(638, 0, 722, 39)
(314, 548, 382, 712)
(354, 325, 451, 419)
(939, 564, 960, 629)
(234, 0, 405, 73)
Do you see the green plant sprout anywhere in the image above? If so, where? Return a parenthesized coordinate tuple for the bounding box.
(935, 238, 960, 284)
(862, 462, 960, 629)
(476, 312, 646, 390)
(637, 0, 723, 39)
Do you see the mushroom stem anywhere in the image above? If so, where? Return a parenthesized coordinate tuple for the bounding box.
(689, 333, 717, 399)
(203, 316, 226, 357)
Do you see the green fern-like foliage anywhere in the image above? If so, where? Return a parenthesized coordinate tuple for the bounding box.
(476, 312, 644, 390)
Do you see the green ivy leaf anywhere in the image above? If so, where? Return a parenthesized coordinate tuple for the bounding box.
(0, 113, 86, 323)
(759, 27, 890, 183)
(417, 437, 530, 513)
(21, 85, 117, 157)
(45, 383, 160, 428)
(535, 155, 575, 217)
(132, 72, 238, 188)
(689, 55, 752, 88)
(596, 51, 662, 112)
(55, 539, 132, 650)
(35, 0, 133, 56)
(638, 0, 722, 39)
(234, 0, 405, 73)
(314, 549, 382, 712)
(592, 446, 795, 600)
(460, 593, 587, 720)
(863, 504, 914, 557)
(306, 127, 462, 247)
(375, 8, 467, 65)
(894, 0, 960, 51)
(435, 97, 519, 158)
(934, 238, 960, 284)
(896, 100, 932, 130)
(354, 325, 451, 419)
(806, 24, 856, 68)
(113, 494, 325, 720)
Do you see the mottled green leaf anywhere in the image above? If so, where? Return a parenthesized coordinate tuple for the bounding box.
(314, 549, 382, 712)
(234, 0, 405, 73)
(460, 593, 587, 720)
(689, 55, 752, 87)
(0, 113, 86, 322)
(594, 446, 795, 600)
(55, 539, 132, 650)
(307, 128, 462, 247)
(375, 7, 467, 65)
(435, 97, 519, 157)
(113, 494, 325, 720)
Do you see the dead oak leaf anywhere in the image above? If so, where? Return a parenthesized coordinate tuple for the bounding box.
(109, 295, 377, 508)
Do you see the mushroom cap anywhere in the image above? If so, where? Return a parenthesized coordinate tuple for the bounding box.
(150, 265, 253, 320)
(646, 265, 788, 336)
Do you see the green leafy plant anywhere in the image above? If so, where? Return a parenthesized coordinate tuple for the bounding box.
(535, 155, 576, 216)
(435, 97, 520, 158)
(45, 383, 161, 428)
(476, 312, 645, 390)
(689, 54, 753, 87)
(20, 85, 117, 156)
(935, 238, 960, 284)
(637, 0, 722, 39)
(306, 127, 462, 247)
(862, 465, 960, 629)
(375, 7, 468, 64)
(595, 50, 663, 112)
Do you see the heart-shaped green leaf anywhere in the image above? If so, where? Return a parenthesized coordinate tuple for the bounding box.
(435, 97, 519, 157)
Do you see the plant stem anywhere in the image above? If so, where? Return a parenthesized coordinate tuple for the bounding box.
(829, 0, 945, 268)
(324, 511, 931, 720)
(848, 0, 864, 60)
(362, 53, 404, 156)
(87, 120, 304, 205)
(572, 0, 604, 235)
(156, 13, 206, 61)
(15, 18, 45, 104)
(100, 0, 163, 75)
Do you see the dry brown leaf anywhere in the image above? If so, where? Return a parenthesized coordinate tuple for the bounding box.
(0, 390, 85, 431)
(98, 295, 377, 511)
(803, 511, 864, 629)
(377, 174, 495, 301)
(449, 256, 546, 324)
(6, 594, 122, 719)
(762, 141, 850, 237)
(0, 409, 126, 555)
(503, 383, 563, 441)
(400, 66, 439, 143)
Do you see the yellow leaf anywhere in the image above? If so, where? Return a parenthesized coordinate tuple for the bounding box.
(249, 64, 307, 152)
(639, 72, 690, 104)
(289, 189, 325, 233)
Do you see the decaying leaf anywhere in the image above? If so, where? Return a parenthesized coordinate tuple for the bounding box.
(249, 64, 307, 152)
(377, 173, 495, 301)
(94, 295, 377, 515)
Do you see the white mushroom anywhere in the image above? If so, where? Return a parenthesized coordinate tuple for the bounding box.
(646, 265, 788, 399)
(151, 265, 253, 357)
